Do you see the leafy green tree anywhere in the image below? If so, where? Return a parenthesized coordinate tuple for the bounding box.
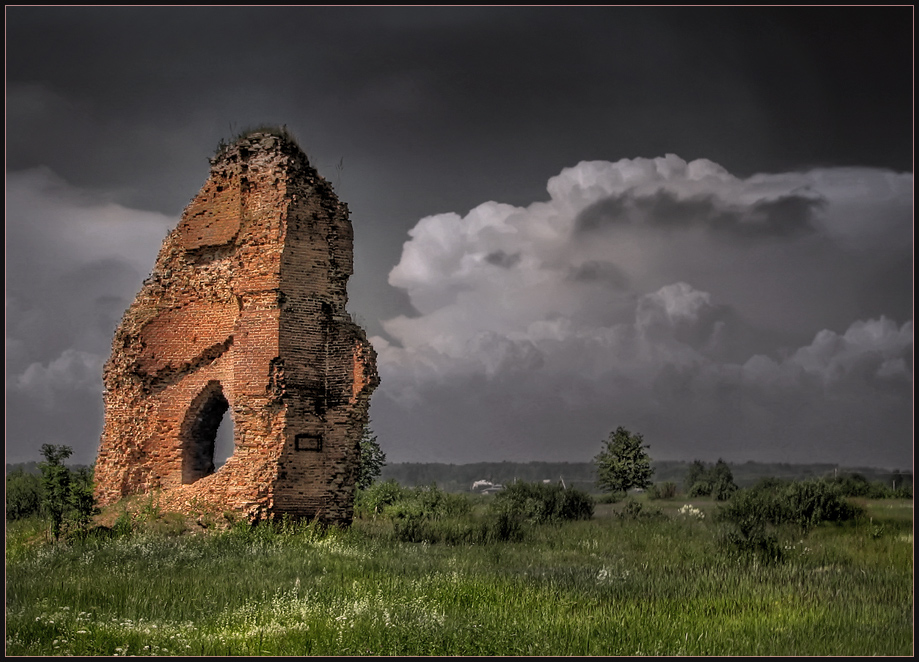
(594, 427, 654, 496)
(39, 444, 73, 540)
(356, 423, 386, 490)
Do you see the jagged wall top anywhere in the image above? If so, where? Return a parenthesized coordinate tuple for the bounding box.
(176, 128, 334, 254)
(211, 127, 308, 166)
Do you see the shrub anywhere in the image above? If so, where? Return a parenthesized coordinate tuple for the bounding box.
(685, 459, 737, 500)
(491, 481, 594, 525)
(684, 460, 707, 494)
(412, 484, 473, 519)
(355, 482, 479, 543)
(720, 479, 861, 531)
(781, 480, 861, 530)
(358, 481, 591, 544)
(647, 481, 677, 500)
(6, 469, 43, 520)
(378, 484, 471, 522)
(828, 472, 871, 497)
(355, 479, 406, 518)
(688, 480, 714, 498)
(711, 478, 738, 501)
(710, 460, 738, 501)
(715, 489, 784, 563)
(892, 484, 913, 499)
(558, 488, 596, 521)
(826, 472, 912, 499)
(716, 478, 863, 562)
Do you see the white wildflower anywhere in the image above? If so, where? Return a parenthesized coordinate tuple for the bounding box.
(678, 504, 704, 519)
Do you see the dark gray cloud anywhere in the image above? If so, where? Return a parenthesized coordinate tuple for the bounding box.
(575, 190, 824, 238)
(484, 250, 521, 269)
(5, 7, 913, 467)
(567, 261, 630, 289)
(740, 195, 824, 238)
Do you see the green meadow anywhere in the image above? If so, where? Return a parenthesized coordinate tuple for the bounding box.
(5, 495, 912, 656)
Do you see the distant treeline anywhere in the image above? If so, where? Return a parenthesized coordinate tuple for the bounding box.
(381, 461, 913, 494)
(6, 459, 911, 495)
(6, 462, 92, 476)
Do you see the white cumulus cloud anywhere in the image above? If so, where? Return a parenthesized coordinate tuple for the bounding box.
(371, 155, 912, 467)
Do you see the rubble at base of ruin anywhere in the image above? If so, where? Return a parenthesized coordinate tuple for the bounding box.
(94, 130, 379, 525)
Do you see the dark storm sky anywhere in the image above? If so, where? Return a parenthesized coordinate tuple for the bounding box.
(5, 6, 914, 468)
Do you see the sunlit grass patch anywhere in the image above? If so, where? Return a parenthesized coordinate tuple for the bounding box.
(6, 497, 912, 656)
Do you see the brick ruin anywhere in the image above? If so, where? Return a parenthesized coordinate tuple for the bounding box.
(94, 130, 379, 524)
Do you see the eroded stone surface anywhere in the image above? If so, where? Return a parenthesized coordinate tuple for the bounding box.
(94, 131, 379, 524)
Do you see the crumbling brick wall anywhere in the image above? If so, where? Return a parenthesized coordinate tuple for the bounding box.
(94, 130, 379, 524)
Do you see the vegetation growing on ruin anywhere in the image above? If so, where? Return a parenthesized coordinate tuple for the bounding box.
(214, 123, 303, 158)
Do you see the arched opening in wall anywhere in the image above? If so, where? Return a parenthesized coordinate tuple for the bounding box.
(214, 408, 235, 470)
(181, 381, 233, 484)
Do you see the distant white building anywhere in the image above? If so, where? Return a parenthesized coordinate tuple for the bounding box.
(472, 480, 505, 494)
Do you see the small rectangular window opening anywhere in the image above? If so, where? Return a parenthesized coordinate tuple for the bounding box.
(295, 433, 323, 452)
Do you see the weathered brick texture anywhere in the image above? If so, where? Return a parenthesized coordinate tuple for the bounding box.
(94, 131, 379, 524)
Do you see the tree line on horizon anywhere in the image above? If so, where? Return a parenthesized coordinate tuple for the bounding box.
(6, 424, 912, 531)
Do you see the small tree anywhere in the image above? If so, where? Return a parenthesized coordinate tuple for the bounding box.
(710, 459, 738, 501)
(356, 423, 386, 490)
(594, 426, 654, 497)
(39, 444, 73, 540)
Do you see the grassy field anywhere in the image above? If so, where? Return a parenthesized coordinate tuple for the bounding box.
(5, 497, 913, 656)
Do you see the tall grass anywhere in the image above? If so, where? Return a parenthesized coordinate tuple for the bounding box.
(5, 498, 913, 655)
